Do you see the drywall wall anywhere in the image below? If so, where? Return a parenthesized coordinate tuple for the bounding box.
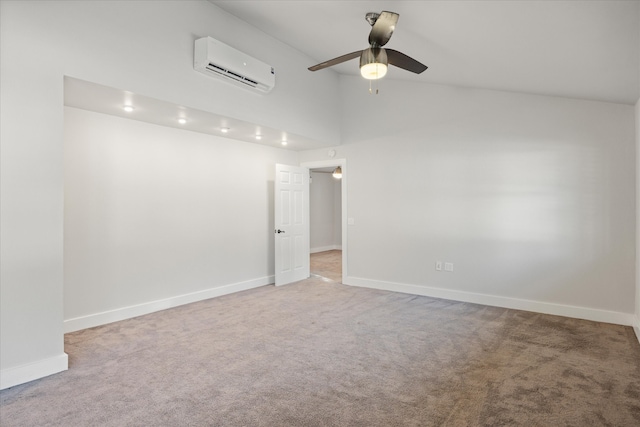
(310, 172, 341, 252)
(64, 107, 297, 328)
(301, 76, 636, 324)
(0, 0, 339, 388)
(636, 6, 640, 341)
(636, 97, 640, 340)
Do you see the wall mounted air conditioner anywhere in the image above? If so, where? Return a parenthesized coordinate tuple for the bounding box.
(194, 36, 275, 93)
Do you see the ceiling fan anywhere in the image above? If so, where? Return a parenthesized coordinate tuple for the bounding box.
(308, 11, 428, 80)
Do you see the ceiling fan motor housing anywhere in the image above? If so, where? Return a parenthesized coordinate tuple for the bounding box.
(365, 12, 380, 26)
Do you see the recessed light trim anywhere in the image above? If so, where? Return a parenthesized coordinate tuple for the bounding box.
(178, 118, 187, 125)
(221, 127, 230, 133)
(123, 105, 134, 112)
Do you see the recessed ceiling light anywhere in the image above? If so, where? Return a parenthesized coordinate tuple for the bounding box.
(178, 118, 187, 125)
(123, 105, 134, 112)
(255, 135, 262, 140)
(221, 127, 230, 133)
(281, 141, 288, 146)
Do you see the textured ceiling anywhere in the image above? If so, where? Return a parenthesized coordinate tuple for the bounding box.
(212, 0, 640, 105)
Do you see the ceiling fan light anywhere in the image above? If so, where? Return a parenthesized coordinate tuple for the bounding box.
(360, 47, 388, 80)
(360, 62, 387, 80)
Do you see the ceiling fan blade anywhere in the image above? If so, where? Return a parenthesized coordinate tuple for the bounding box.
(386, 49, 428, 74)
(368, 11, 399, 47)
(308, 50, 363, 71)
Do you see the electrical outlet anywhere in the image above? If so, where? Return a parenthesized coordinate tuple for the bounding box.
(435, 261, 442, 271)
(445, 262, 454, 272)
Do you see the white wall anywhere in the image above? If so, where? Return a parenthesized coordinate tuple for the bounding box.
(301, 76, 636, 324)
(636, 97, 640, 339)
(64, 107, 297, 329)
(310, 172, 341, 252)
(634, 3, 640, 342)
(0, 0, 339, 389)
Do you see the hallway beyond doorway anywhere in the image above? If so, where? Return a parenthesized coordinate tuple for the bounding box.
(310, 250, 342, 283)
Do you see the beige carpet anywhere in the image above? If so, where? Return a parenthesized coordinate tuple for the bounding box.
(1, 252, 639, 426)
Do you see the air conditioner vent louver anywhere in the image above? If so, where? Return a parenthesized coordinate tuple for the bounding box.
(195, 37, 275, 93)
(205, 64, 259, 88)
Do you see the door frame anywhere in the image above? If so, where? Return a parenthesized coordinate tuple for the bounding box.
(301, 159, 347, 284)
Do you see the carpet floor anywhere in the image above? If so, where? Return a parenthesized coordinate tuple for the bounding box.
(1, 251, 639, 426)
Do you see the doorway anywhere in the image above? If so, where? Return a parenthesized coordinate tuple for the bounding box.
(303, 159, 347, 284)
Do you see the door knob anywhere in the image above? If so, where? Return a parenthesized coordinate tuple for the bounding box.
(275, 229, 285, 234)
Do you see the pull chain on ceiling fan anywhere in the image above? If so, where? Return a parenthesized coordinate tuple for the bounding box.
(308, 11, 428, 82)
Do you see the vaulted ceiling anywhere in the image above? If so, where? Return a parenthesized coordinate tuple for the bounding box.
(212, 0, 640, 105)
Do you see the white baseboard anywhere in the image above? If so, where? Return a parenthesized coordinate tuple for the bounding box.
(1, 353, 68, 390)
(311, 245, 342, 254)
(64, 276, 274, 333)
(345, 276, 636, 327)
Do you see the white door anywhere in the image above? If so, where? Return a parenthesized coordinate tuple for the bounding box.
(275, 164, 310, 286)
